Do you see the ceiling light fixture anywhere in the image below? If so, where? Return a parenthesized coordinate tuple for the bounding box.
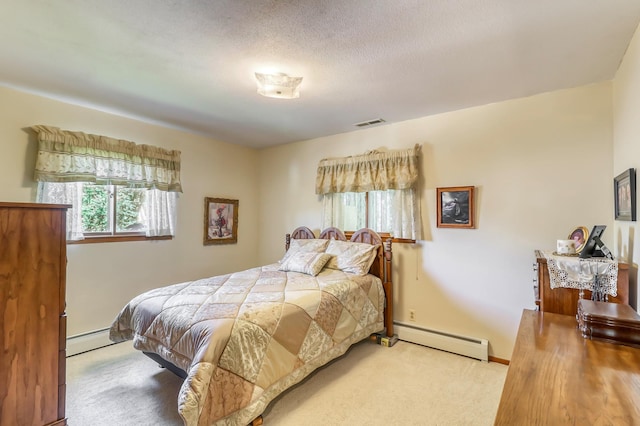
(254, 72, 303, 99)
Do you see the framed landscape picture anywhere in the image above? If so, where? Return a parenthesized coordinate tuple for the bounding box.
(204, 197, 239, 245)
(436, 186, 475, 229)
(614, 168, 636, 221)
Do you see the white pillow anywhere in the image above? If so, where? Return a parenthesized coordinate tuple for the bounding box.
(278, 252, 333, 276)
(279, 238, 330, 264)
(324, 240, 379, 275)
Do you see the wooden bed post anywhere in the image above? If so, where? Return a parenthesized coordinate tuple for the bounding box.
(384, 238, 393, 337)
(285, 233, 291, 251)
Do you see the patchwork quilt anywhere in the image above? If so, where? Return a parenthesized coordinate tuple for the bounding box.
(109, 263, 385, 425)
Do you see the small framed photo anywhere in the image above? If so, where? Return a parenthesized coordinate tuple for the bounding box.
(204, 197, 239, 245)
(436, 186, 475, 228)
(568, 226, 589, 253)
(614, 168, 636, 221)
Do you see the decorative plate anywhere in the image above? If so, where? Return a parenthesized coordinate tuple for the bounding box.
(552, 251, 579, 257)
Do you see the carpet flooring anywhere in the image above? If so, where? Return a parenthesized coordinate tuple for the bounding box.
(66, 340, 507, 425)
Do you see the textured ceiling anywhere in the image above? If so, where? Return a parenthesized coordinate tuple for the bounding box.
(1, 0, 639, 148)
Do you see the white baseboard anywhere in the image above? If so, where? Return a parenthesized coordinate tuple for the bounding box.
(394, 322, 489, 362)
(67, 324, 489, 360)
(67, 328, 114, 356)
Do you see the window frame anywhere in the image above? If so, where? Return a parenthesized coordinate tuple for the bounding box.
(68, 184, 172, 244)
(69, 234, 171, 244)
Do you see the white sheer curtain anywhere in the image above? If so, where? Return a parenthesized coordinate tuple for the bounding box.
(140, 189, 178, 237)
(368, 189, 420, 240)
(36, 182, 85, 240)
(322, 192, 367, 231)
(322, 189, 419, 239)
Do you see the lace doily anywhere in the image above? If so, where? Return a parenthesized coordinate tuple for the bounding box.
(543, 251, 618, 297)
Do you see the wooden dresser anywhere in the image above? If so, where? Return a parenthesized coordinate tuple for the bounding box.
(495, 309, 640, 425)
(0, 202, 69, 426)
(534, 250, 629, 315)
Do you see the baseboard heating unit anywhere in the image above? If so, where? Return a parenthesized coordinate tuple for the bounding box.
(394, 322, 489, 362)
(67, 328, 113, 356)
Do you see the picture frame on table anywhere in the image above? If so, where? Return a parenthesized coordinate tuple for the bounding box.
(436, 186, 475, 228)
(614, 168, 636, 221)
(568, 226, 589, 253)
(204, 197, 239, 245)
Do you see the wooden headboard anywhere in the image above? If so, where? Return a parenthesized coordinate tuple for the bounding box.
(285, 226, 394, 337)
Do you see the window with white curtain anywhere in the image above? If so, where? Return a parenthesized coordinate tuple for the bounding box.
(316, 146, 421, 240)
(32, 125, 181, 242)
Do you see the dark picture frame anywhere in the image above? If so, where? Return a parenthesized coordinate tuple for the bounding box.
(579, 225, 612, 259)
(614, 168, 636, 221)
(204, 197, 239, 245)
(436, 186, 475, 228)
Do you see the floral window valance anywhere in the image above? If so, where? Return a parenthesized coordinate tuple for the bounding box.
(315, 145, 420, 195)
(31, 125, 182, 192)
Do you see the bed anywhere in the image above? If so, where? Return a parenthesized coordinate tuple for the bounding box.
(109, 226, 394, 426)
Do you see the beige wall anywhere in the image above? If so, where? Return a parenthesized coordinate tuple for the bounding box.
(0, 72, 625, 360)
(258, 83, 614, 359)
(0, 85, 260, 336)
(613, 22, 640, 310)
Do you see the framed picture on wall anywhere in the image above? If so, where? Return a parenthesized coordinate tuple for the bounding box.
(436, 186, 475, 228)
(204, 197, 239, 245)
(614, 168, 636, 221)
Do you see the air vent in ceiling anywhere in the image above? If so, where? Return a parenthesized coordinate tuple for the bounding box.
(353, 118, 386, 127)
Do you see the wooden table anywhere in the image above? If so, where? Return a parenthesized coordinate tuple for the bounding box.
(495, 309, 640, 425)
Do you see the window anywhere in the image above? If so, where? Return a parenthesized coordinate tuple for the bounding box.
(31, 125, 182, 242)
(316, 146, 421, 241)
(37, 182, 177, 241)
(82, 184, 147, 235)
(321, 189, 419, 241)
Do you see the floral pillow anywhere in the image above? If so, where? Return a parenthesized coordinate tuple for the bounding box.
(279, 238, 330, 264)
(278, 252, 333, 276)
(324, 240, 379, 275)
